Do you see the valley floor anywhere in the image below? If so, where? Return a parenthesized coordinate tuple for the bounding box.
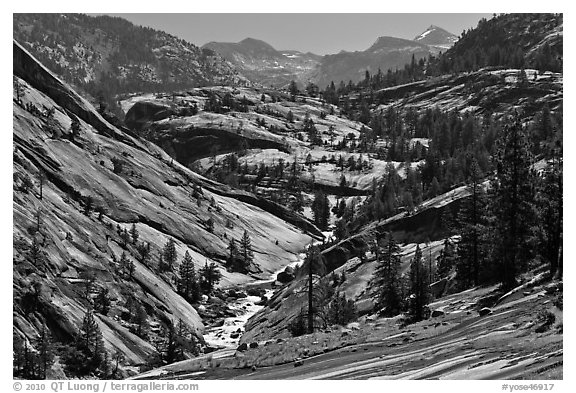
(134, 276, 562, 380)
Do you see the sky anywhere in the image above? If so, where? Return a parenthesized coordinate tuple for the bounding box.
(107, 13, 494, 55)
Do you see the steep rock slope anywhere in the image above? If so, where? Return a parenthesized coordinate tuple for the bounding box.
(13, 41, 315, 372)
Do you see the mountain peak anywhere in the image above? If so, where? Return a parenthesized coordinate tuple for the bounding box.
(239, 37, 277, 50)
(368, 36, 427, 52)
(413, 25, 458, 47)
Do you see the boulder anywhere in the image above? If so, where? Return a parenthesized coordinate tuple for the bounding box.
(293, 358, 303, 367)
(544, 282, 562, 294)
(237, 343, 248, 352)
(479, 307, 492, 317)
(346, 322, 360, 330)
(277, 267, 296, 283)
(246, 287, 266, 297)
(249, 342, 259, 349)
(431, 309, 445, 318)
(125, 100, 176, 130)
(230, 332, 240, 339)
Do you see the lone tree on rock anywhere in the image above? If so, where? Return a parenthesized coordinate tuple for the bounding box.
(130, 223, 139, 244)
(177, 251, 201, 304)
(162, 238, 177, 271)
(239, 230, 254, 269)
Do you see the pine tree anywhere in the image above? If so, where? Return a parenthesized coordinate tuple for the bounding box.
(407, 245, 430, 322)
(119, 251, 135, 279)
(370, 232, 402, 316)
(326, 292, 357, 325)
(30, 236, 42, 265)
(94, 287, 111, 316)
(129, 223, 139, 244)
(429, 176, 441, 198)
(239, 230, 254, 269)
(226, 238, 240, 271)
(162, 238, 177, 271)
(311, 191, 330, 230)
(156, 320, 199, 365)
(199, 261, 222, 294)
(132, 304, 149, 339)
(120, 228, 130, 248)
(436, 238, 456, 280)
(38, 169, 46, 200)
(63, 308, 108, 377)
(288, 80, 299, 100)
(535, 145, 562, 278)
(83, 195, 93, 216)
(306, 245, 323, 333)
(490, 116, 536, 289)
(35, 325, 55, 379)
(136, 242, 151, 265)
(455, 158, 489, 287)
(177, 251, 200, 303)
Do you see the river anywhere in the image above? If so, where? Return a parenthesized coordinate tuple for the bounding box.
(203, 232, 334, 348)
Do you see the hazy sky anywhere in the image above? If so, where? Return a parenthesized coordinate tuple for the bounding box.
(108, 13, 493, 55)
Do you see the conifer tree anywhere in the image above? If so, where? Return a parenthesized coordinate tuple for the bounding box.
(239, 230, 254, 269)
(30, 236, 42, 266)
(156, 319, 199, 365)
(94, 287, 111, 316)
(119, 251, 135, 279)
(63, 308, 108, 377)
(162, 238, 177, 271)
(132, 303, 149, 339)
(436, 238, 456, 280)
(455, 158, 489, 287)
(490, 116, 536, 289)
(129, 223, 139, 244)
(311, 191, 330, 230)
(407, 245, 430, 322)
(306, 245, 323, 334)
(226, 238, 240, 271)
(35, 325, 55, 379)
(199, 261, 222, 294)
(370, 232, 402, 316)
(535, 142, 562, 278)
(120, 228, 130, 248)
(177, 251, 200, 303)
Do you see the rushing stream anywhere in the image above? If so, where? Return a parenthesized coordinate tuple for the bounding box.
(203, 232, 334, 348)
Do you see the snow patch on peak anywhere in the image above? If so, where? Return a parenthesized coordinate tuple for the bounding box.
(417, 29, 434, 40)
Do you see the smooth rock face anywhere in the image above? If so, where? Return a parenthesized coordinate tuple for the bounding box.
(12, 41, 315, 370)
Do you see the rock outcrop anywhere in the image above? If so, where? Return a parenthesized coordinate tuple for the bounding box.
(13, 40, 316, 374)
